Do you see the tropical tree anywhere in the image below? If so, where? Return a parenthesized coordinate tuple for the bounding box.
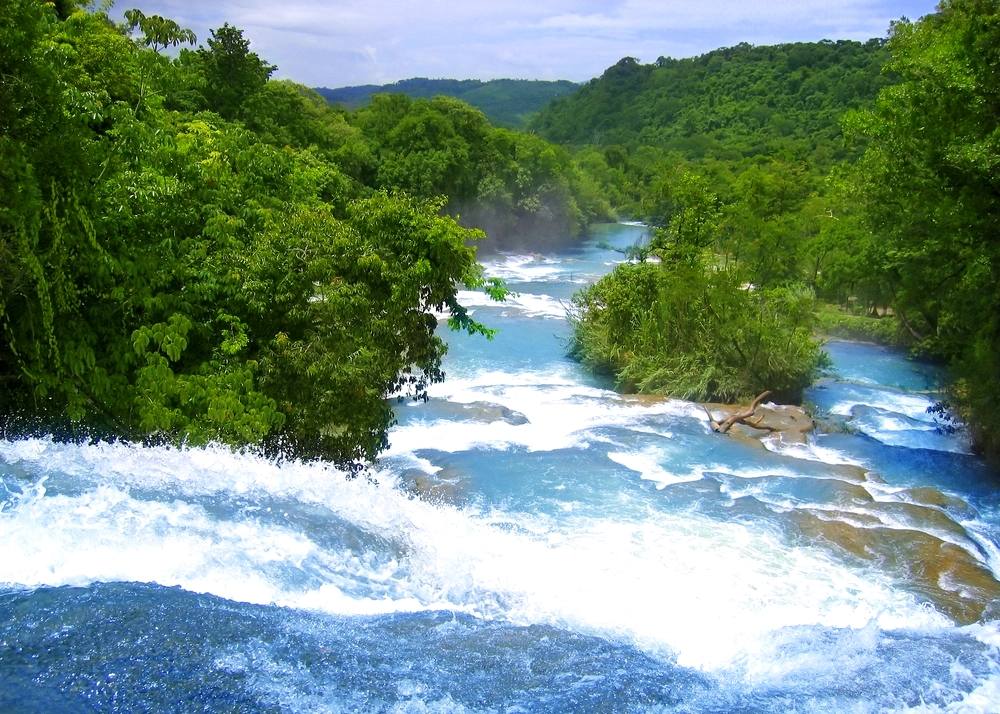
(0, 2, 502, 468)
(845, 0, 1000, 457)
(197, 23, 275, 119)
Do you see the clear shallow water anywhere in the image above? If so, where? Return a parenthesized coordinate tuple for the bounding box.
(2, 224, 1000, 712)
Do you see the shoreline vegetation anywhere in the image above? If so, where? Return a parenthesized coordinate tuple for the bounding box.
(569, 256, 825, 407)
(813, 303, 905, 348)
(2, 1, 997, 467)
(555, 1, 998, 464)
(0, 1, 601, 467)
(571, 246, 928, 449)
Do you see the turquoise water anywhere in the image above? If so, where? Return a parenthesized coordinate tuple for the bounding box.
(2, 224, 999, 712)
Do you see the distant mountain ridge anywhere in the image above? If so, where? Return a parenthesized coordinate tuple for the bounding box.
(314, 78, 578, 128)
(530, 39, 891, 162)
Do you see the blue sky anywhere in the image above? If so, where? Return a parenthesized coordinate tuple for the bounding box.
(119, 1, 941, 88)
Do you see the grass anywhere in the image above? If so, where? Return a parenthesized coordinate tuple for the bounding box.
(813, 302, 907, 347)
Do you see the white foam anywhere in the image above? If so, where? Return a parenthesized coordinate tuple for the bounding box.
(0, 484, 318, 606)
(481, 255, 567, 283)
(830, 389, 936, 421)
(607, 449, 703, 488)
(966, 621, 1000, 648)
(851, 411, 973, 455)
(0, 437, 954, 674)
(604, 440, 848, 493)
(452, 290, 569, 320)
(762, 439, 867, 468)
(628, 425, 675, 440)
(397, 453, 443, 475)
(388, 368, 704, 455)
(963, 522, 1000, 576)
(870, 412, 935, 433)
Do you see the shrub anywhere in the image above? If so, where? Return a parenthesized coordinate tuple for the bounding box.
(571, 260, 825, 403)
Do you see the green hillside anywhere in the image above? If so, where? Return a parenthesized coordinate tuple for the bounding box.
(531, 40, 890, 162)
(315, 78, 578, 128)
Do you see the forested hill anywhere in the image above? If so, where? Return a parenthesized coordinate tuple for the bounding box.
(315, 78, 578, 128)
(531, 40, 890, 162)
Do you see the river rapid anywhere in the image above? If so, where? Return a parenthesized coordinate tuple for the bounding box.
(2, 223, 1000, 712)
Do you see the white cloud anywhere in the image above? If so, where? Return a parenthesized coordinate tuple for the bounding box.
(119, 1, 939, 87)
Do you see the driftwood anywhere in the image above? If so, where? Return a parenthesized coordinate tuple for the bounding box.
(705, 390, 772, 434)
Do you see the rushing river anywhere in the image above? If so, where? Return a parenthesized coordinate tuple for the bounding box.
(2, 223, 999, 712)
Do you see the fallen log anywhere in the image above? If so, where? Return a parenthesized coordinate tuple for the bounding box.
(705, 390, 772, 434)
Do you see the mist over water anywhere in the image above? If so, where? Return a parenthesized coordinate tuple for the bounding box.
(3, 224, 1000, 712)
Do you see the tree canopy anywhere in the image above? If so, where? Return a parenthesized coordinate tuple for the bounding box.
(531, 40, 890, 164)
(350, 93, 611, 246)
(0, 1, 515, 466)
(843, 0, 1000, 459)
(315, 78, 579, 129)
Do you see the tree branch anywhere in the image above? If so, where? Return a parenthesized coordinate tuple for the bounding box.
(707, 390, 772, 433)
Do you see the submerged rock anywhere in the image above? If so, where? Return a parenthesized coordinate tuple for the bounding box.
(399, 466, 466, 503)
(825, 462, 871, 483)
(417, 400, 530, 425)
(754, 404, 816, 442)
(790, 507, 1000, 624)
(896, 486, 975, 517)
(725, 423, 769, 450)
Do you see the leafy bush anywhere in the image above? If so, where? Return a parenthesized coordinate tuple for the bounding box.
(571, 261, 825, 403)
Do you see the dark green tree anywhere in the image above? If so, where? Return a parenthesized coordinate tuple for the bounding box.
(845, 0, 1000, 458)
(647, 168, 722, 263)
(197, 23, 275, 119)
(0, 1, 505, 468)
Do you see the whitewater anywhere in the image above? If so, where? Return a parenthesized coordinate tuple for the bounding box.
(2, 223, 999, 712)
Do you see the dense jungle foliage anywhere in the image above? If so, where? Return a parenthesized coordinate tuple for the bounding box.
(3, 0, 997, 463)
(844, 0, 1000, 459)
(565, 1, 1000, 460)
(527, 41, 897, 260)
(349, 93, 610, 246)
(316, 78, 579, 129)
(1, 1, 603, 465)
(532, 40, 890, 163)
